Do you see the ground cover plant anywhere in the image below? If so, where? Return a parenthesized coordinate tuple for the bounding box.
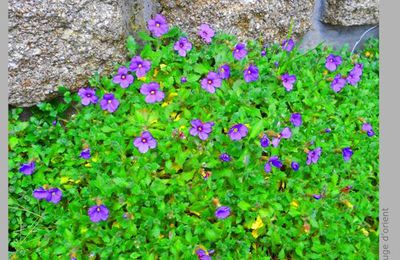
(9, 14, 379, 259)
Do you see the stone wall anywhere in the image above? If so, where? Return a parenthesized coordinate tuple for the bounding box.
(8, 0, 379, 107)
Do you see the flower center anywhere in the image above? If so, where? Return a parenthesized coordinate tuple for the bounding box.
(221, 68, 224, 73)
(97, 207, 100, 212)
(121, 75, 126, 79)
(150, 90, 156, 95)
(156, 23, 160, 27)
(142, 138, 147, 143)
(197, 126, 203, 131)
(180, 43, 184, 48)
(138, 64, 142, 68)
(108, 100, 112, 104)
(233, 128, 238, 133)
(247, 70, 251, 74)
(207, 80, 212, 84)
(87, 94, 92, 97)
(235, 49, 239, 52)
(52, 192, 55, 196)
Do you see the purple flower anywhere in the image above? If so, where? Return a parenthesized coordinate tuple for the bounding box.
(346, 69, 361, 86)
(174, 37, 192, 57)
(282, 38, 295, 52)
(352, 63, 364, 76)
(140, 82, 165, 103)
(88, 204, 109, 223)
(198, 24, 215, 43)
(325, 54, 342, 71)
(281, 73, 296, 91)
(147, 14, 169, 37)
(181, 77, 187, 83)
(201, 72, 222, 93)
(219, 153, 231, 162)
(78, 88, 98, 106)
(271, 138, 281, 147)
(269, 156, 283, 168)
(325, 128, 332, 133)
(362, 123, 375, 137)
(306, 147, 322, 165)
(215, 206, 231, 219)
(189, 119, 214, 140)
(291, 161, 300, 171)
(280, 127, 292, 139)
(342, 147, 353, 161)
(112, 66, 134, 88)
(274, 62, 279, 67)
(331, 74, 346, 92)
(19, 161, 35, 175)
(80, 148, 90, 160)
(261, 50, 266, 56)
(33, 187, 49, 200)
(233, 43, 247, 60)
(52, 120, 57, 126)
(244, 65, 259, 82)
(133, 131, 157, 153)
(272, 127, 291, 147)
(228, 124, 248, 141)
(312, 194, 322, 200)
(129, 56, 151, 78)
(264, 162, 272, 173)
(264, 156, 282, 172)
(195, 248, 214, 260)
(46, 188, 62, 204)
(218, 64, 230, 79)
(100, 93, 120, 113)
(290, 113, 302, 127)
(260, 135, 270, 148)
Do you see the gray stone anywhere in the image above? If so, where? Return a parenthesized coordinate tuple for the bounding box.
(159, 0, 316, 43)
(321, 0, 379, 26)
(8, 0, 159, 107)
(300, 0, 379, 51)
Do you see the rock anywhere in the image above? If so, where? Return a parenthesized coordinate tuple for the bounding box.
(300, 0, 379, 51)
(8, 0, 159, 107)
(158, 0, 316, 43)
(321, 0, 379, 26)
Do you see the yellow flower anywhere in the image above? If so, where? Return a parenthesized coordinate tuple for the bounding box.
(138, 76, 146, 81)
(251, 215, 264, 230)
(60, 176, 70, 184)
(291, 200, 299, 208)
(160, 64, 167, 70)
(251, 229, 260, 238)
(343, 200, 353, 209)
(361, 228, 369, 237)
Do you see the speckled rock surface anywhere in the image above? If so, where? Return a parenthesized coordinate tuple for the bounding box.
(8, 0, 159, 107)
(321, 0, 379, 26)
(159, 0, 316, 43)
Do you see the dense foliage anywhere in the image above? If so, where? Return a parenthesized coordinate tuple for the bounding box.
(9, 17, 379, 259)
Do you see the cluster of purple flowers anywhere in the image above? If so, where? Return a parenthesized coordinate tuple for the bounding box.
(33, 187, 62, 204)
(330, 61, 364, 92)
(347, 63, 363, 86)
(19, 14, 374, 251)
